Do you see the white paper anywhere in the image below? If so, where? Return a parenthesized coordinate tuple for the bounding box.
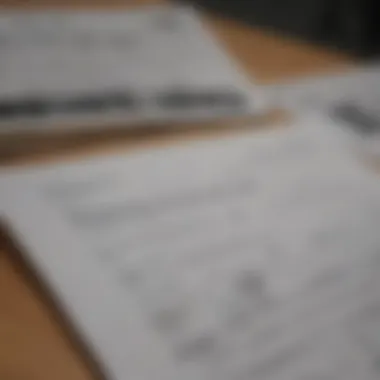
(267, 63, 380, 157)
(266, 63, 380, 112)
(0, 5, 257, 134)
(2, 117, 380, 380)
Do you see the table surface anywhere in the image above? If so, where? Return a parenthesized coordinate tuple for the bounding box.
(0, 1, 352, 379)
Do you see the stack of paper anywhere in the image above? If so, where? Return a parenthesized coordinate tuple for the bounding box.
(2, 116, 380, 380)
(0, 5, 257, 134)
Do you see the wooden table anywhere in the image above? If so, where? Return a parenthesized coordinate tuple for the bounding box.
(0, 1, 352, 379)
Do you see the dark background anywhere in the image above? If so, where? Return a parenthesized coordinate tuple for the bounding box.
(190, 0, 380, 57)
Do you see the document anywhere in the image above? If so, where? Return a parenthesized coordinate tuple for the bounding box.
(0, 5, 256, 134)
(2, 117, 380, 380)
(267, 64, 380, 113)
(268, 64, 380, 156)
